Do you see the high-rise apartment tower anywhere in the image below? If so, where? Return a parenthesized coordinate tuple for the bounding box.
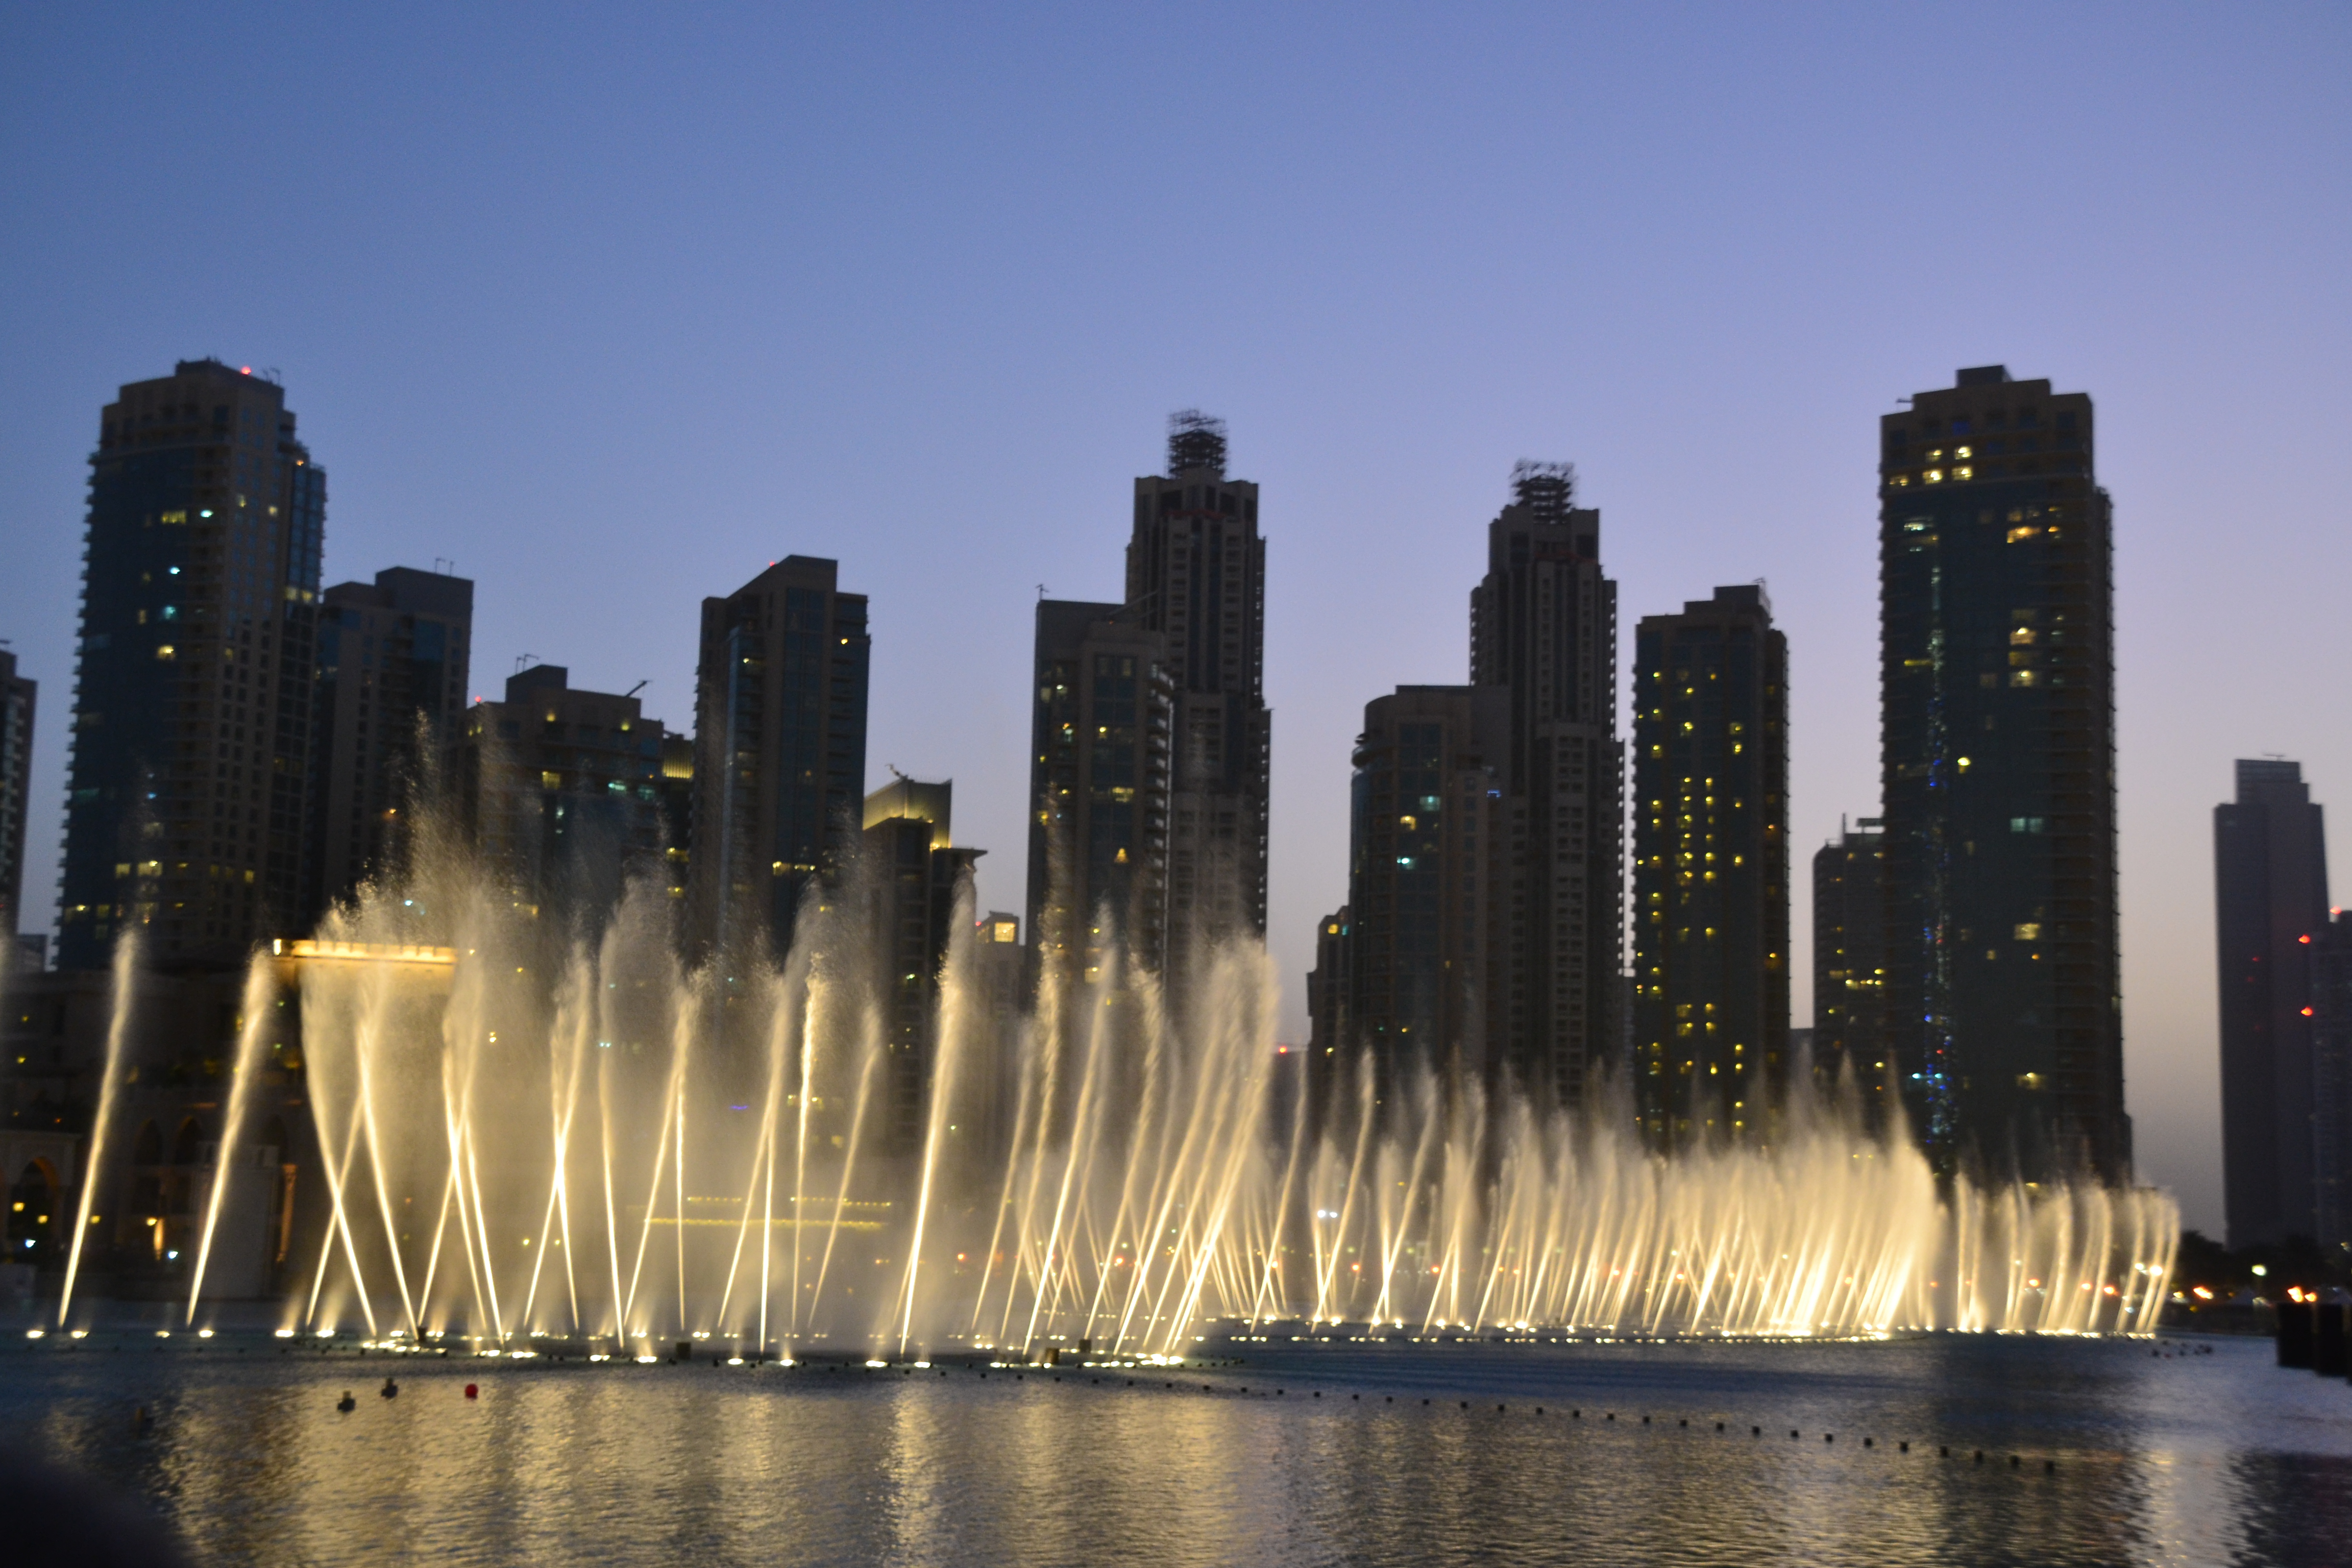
(1343, 686, 1508, 1090)
(304, 567, 473, 922)
(59, 360, 325, 971)
(2214, 758, 2331, 1247)
(689, 557, 869, 961)
(1878, 366, 2124, 1180)
(0, 649, 33, 946)
(1812, 818, 1890, 1114)
(1630, 585, 1787, 1146)
(1469, 463, 1624, 1109)
(1025, 601, 1170, 987)
(1124, 413, 1270, 977)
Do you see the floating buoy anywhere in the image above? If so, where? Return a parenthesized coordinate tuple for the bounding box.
(2045, 1460, 2056, 1474)
(1716, 1422, 1725, 1432)
(1678, 1419, 1687, 1428)
(1899, 1441, 1909, 1453)
(337, 1391, 356, 1413)
(1825, 1434, 1835, 1443)
(2010, 1455, 2021, 1468)
(1752, 1426, 1761, 1436)
(464, 1384, 478, 1400)
(381, 1377, 398, 1400)
(1863, 1438, 1873, 1448)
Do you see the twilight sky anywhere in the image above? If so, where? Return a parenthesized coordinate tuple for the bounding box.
(3, 3, 2345, 1231)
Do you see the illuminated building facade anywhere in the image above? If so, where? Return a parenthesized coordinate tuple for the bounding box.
(1631, 585, 1787, 1146)
(1878, 366, 2125, 1180)
(59, 360, 325, 971)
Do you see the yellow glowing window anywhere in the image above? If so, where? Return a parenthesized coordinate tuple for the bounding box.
(1924, 469, 1945, 484)
(994, 921, 1018, 943)
(1953, 465, 1973, 480)
(541, 771, 563, 788)
(1892, 475, 1910, 486)
(1954, 446, 1972, 459)
(2009, 671, 2039, 688)
(2010, 628, 2037, 645)
(2014, 923, 2041, 941)
(156, 645, 176, 660)
(2007, 525, 2039, 543)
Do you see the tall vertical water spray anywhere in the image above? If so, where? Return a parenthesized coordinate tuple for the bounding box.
(68, 820, 2177, 1348)
(57, 933, 139, 1326)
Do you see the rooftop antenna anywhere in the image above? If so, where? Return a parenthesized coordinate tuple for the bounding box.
(624, 680, 648, 699)
(1509, 460, 1576, 521)
(1167, 410, 1227, 478)
(1037, 583, 1049, 600)
(514, 653, 537, 674)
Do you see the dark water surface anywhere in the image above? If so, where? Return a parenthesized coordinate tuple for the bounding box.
(2, 1328, 2345, 1566)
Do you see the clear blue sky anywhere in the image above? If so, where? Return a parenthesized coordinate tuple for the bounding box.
(3, 2, 2345, 1231)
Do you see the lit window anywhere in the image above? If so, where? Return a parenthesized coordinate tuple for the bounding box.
(1954, 446, 1972, 459)
(1924, 469, 1944, 484)
(2006, 526, 2039, 543)
(1953, 465, 1973, 480)
(2009, 671, 2039, 688)
(2014, 923, 2041, 941)
(2010, 627, 2036, 646)
(156, 645, 176, 659)
(2009, 817, 2046, 834)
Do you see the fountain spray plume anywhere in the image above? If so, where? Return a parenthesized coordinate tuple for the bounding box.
(58, 929, 140, 1326)
(185, 950, 278, 1321)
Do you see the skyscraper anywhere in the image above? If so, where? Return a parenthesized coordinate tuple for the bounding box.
(304, 567, 473, 922)
(1812, 818, 1890, 1111)
(860, 776, 982, 1149)
(688, 556, 870, 961)
(2308, 909, 2352, 1259)
(59, 360, 326, 971)
(0, 648, 33, 947)
(2214, 758, 2331, 1247)
(1630, 585, 1787, 1146)
(1343, 686, 1508, 1090)
(1024, 600, 1170, 987)
(1878, 366, 2124, 1180)
(1124, 413, 1270, 977)
(454, 665, 688, 926)
(1470, 463, 1624, 1110)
